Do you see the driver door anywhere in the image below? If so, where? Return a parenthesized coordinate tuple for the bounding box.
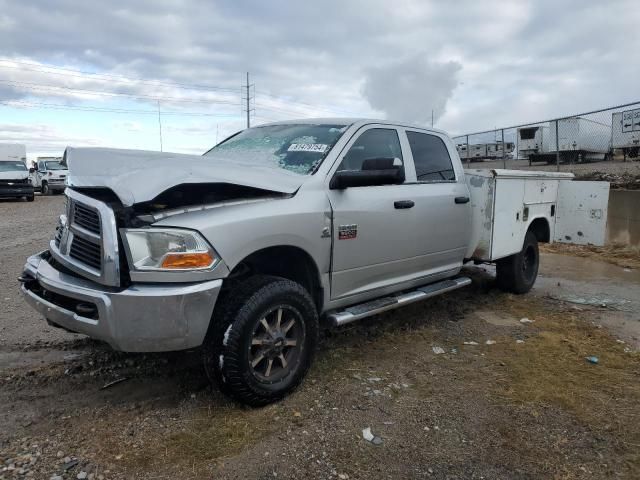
(327, 126, 419, 301)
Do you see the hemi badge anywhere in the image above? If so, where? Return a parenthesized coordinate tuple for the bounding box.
(338, 224, 357, 240)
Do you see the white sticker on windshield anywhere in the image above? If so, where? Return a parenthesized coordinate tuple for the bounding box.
(288, 143, 328, 153)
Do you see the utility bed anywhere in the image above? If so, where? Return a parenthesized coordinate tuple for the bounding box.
(465, 169, 609, 261)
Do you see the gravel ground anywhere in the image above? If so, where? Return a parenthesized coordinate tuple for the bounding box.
(1, 192, 639, 480)
(0, 195, 80, 347)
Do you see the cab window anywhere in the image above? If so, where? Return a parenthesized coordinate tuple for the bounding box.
(406, 131, 455, 182)
(338, 128, 403, 172)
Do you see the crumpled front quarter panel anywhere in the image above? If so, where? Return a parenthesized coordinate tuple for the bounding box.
(152, 190, 333, 278)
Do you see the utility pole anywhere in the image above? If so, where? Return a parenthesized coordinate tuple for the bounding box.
(157, 100, 163, 152)
(244, 72, 252, 128)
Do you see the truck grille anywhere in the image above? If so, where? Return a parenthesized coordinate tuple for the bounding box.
(69, 235, 102, 270)
(72, 202, 101, 234)
(49, 189, 121, 287)
(54, 225, 63, 247)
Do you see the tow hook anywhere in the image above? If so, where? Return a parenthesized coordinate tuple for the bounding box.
(17, 275, 35, 284)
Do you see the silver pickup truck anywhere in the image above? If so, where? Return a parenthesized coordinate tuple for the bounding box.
(20, 119, 609, 405)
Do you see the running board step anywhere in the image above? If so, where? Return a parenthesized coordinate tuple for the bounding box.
(327, 277, 472, 326)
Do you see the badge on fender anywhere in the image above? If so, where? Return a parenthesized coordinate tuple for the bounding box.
(338, 224, 357, 240)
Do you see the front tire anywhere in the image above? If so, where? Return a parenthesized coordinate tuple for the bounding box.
(496, 231, 539, 294)
(41, 182, 50, 195)
(203, 275, 319, 406)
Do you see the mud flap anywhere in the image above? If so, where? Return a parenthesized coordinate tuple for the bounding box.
(554, 180, 609, 246)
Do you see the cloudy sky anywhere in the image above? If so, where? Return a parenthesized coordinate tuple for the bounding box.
(0, 0, 638, 160)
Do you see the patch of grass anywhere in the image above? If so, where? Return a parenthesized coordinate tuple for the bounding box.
(164, 407, 273, 462)
(110, 403, 278, 477)
(541, 242, 640, 269)
(486, 299, 640, 471)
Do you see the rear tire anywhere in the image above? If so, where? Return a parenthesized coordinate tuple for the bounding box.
(203, 275, 319, 407)
(496, 231, 539, 294)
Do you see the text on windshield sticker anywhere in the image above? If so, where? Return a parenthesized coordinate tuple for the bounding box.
(287, 143, 328, 153)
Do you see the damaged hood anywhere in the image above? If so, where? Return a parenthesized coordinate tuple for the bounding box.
(65, 147, 305, 206)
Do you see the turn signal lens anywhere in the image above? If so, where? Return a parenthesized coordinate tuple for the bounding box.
(160, 252, 214, 269)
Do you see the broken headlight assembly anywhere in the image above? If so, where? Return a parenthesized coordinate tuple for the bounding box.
(121, 228, 218, 271)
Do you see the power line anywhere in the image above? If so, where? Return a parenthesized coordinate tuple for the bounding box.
(254, 102, 346, 118)
(256, 90, 358, 116)
(0, 60, 240, 93)
(0, 79, 241, 106)
(1, 61, 357, 116)
(0, 99, 239, 117)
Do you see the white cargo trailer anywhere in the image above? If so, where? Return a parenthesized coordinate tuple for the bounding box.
(456, 143, 486, 162)
(547, 117, 611, 162)
(469, 144, 487, 160)
(456, 143, 468, 160)
(612, 110, 640, 158)
(486, 141, 515, 159)
(517, 126, 550, 160)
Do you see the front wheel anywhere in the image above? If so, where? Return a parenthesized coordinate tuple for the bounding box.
(41, 182, 50, 195)
(203, 275, 319, 406)
(496, 231, 539, 294)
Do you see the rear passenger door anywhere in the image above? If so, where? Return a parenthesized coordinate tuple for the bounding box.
(402, 129, 472, 274)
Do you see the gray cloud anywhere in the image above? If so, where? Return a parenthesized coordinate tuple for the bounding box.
(0, 0, 637, 147)
(363, 57, 461, 126)
(0, 122, 104, 157)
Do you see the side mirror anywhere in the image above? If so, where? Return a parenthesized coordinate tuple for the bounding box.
(29, 168, 35, 173)
(330, 157, 404, 190)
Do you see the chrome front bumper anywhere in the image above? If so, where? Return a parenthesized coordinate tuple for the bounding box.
(20, 252, 222, 352)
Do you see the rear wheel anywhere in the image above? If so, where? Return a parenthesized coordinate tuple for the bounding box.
(496, 231, 539, 294)
(203, 275, 319, 406)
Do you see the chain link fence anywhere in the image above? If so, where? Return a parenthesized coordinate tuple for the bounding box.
(453, 101, 640, 173)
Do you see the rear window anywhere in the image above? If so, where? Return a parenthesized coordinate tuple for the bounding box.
(406, 131, 455, 182)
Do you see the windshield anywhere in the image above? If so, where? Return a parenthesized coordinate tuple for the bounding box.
(204, 124, 349, 175)
(0, 161, 27, 172)
(45, 161, 65, 170)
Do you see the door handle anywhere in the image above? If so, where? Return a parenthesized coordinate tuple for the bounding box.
(455, 196, 470, 204)
(394, 200, 415, 209)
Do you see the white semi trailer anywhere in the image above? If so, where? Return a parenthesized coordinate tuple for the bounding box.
(517, 126, 550, 160)
(548, 117, 611, 162)
(612, 110, 640, 159)
(520, 118, 611, 164)
(486, 141, 515, 159)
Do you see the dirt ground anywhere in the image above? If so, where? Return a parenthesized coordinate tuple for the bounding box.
(541, 243, 640, 270)
(1, 195, 639, 480)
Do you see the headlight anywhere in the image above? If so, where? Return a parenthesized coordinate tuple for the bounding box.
(121, 228, 218, 271)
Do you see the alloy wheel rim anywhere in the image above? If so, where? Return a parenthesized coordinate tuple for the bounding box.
(248, 306, 304, 383)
